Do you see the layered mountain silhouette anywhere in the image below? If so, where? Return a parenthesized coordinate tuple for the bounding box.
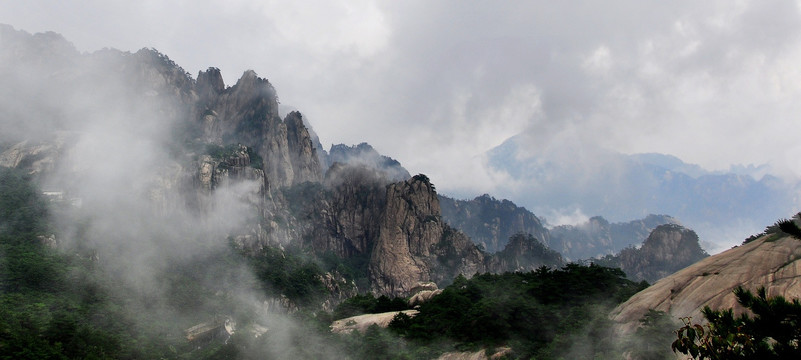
(486, 134, 800, 252)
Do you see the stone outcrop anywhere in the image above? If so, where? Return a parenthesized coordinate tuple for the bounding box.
(369, 175, 485, 297)
(194, 67, 322, 188)
(407, 282, 442, 306)
(0, 133, 74, 176)
(610, 232, 801, 335)
(315, 163, 387, 257)
(330, 310, 419, 334)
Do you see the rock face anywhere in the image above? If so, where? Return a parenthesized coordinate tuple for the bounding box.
(369, 175, 485, 296)
(601, 224, 708, 283)
(439, 194, 679, 261)
(610, 232, 801, 335)
(549, 214, 680, 260)
(439, 194, 550, 253)
(195, 67, 322, 188)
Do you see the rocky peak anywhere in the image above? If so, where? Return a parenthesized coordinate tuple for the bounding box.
(283, 111, 323, 185)
(369, 175, 485, 296)
(598, 223, 708, 283)
(189, 69, 321, 188)
(197, 67, 225, 99)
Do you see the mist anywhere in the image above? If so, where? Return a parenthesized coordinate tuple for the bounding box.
(3, 2, 801, 356)
(0, 25, 362, 359)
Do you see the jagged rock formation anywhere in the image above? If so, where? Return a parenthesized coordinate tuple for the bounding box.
(1, 25, 688, 304)
(439, 194, 679, 261)
(325, 142, 410, 182)
(369, 175, 485, 296)
(486, 233, 564, 273)
(610, 231, 801, 335)
(549, 214, 680, 260)
(194, 67, 322, 188)
(439, 194, 550, 253)
(595, 224, 708, 283)
(408, 284, 443, 306)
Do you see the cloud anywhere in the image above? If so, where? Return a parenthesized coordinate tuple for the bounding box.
(4, 1, 801, 253)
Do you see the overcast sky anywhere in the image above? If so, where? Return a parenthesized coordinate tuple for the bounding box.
(3, 0, 801, 197)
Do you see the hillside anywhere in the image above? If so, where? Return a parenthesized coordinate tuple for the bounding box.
(611, 227, 801, 335)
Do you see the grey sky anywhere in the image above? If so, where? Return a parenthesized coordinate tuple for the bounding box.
(3, 0, 801, 197)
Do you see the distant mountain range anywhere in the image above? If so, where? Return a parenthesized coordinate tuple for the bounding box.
(485, 134, 800, 252)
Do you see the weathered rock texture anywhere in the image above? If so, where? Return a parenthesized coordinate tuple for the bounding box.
(369, 175, 485, 296)
(610, 233, 801, 335)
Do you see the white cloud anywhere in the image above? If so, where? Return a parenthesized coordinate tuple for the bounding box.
(4, 0, 801, 228)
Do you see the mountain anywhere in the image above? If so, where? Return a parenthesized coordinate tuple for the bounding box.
(1, 25, 538, 300)
(439, 194, 550, 253)
(610, 220, 801, 334)
(439, 194, 679, 260)
(549, 214, 680, 260)
(594, 223, 708, 283)
(487, 134, 800, 252)
(486, 233, 564, 272)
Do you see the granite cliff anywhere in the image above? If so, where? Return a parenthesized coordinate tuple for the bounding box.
(611, 221, 801, 335)
(369, 175, 485, 296)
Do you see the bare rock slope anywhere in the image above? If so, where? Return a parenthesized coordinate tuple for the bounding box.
(611, 233, 801, 334)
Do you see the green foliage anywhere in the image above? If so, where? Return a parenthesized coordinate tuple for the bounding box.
(319, 251, 370, 290)
(247, 246, 327, 307)
(411, 174, 434, 190)
(743, 214, 801, 244)
(245, 146, 263, 170)
(0, 167, 48, 235)
(388, 264, 647, 358)
(673, 286, 801, 359)
(0, 167, 170, 359)
(777, 218, 801, 240)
